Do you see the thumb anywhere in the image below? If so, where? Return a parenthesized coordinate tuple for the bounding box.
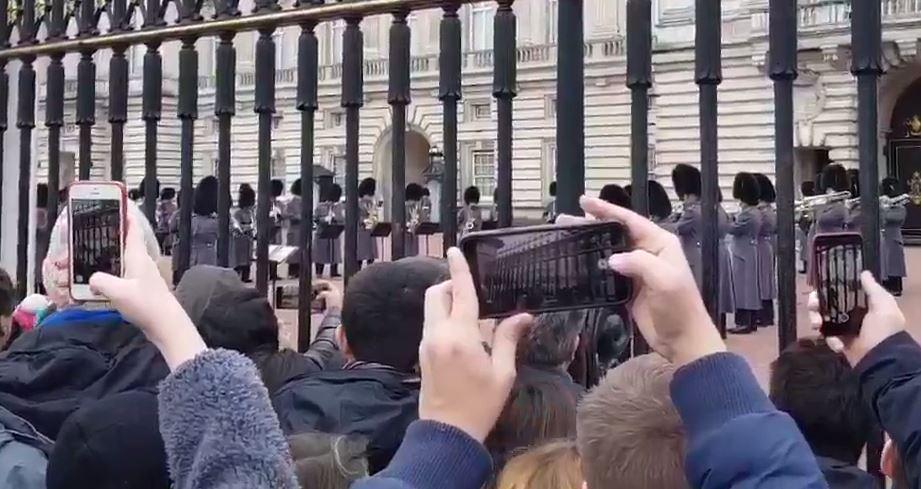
(88, 272, 125, 301)
(491, 313, 533, 381)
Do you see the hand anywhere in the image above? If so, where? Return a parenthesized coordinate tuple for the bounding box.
(89, 210, 206, 371)
(316, 282, 342, 312)
(579, 196, 726, 367)
(418, 248, 532, 443)
(807, 271, 905, 366)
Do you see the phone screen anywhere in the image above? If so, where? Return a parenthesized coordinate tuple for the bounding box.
(460, 222, 632, 318)
(71, 198, 123, 285)
(813, 233, 867, 336)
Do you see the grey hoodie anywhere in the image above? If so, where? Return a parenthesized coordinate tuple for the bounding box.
(158, 349, 299, 488)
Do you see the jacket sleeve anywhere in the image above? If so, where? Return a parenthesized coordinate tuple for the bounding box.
(304, 308, 343, 370)
(728, 211, 753, 236)
(352, 421, 492, 489)
(158, 349, 299, 489)
(674, 208, 698, 236)
(671, 352, 829, 489)
(854, 331, 921, 488)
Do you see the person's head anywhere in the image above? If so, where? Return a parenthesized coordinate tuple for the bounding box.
(464, 186, 481, 205)
(769, 337, 870, 464)
(137, 176, 161, 199)
(339, 257, 447, 371)
(359, 178, 377, 198)
(671, 164, 701, 200)
(881, 177, 901, 199)
(405, 183, 424, 202)
(421, 187, 430, 197)
(577, 353, 688, 489)
(598, 184, 631, 209)
(271, 179, 285, 198)
(549, 181, 557, 197)
(291, 178, 302, 197)
(194, 175, 218, 216)
(847, 169, 861, 198)
(821, 164, 850, 193)
(160, 187, 176, 201)
(238, 183, 256, 208)
(328, 184, 343, 203)
(288, 433, 369, 489)
(753, 173, 776, 203)
(486, 367, 579, 469)
(46, 389, 170, 489)
(520, 311, 583, 370)
(43, 202, 161, 309)
(496, 440, 581, 489)
(882, 438, 909, 489)
(176, 265, 278, 355)
(801, 181, 816, 198)
(647, 180, 673, 221)
(732, 172, 761, 206)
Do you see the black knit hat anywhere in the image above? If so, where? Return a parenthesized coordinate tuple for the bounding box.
(46, 389, 170, 489)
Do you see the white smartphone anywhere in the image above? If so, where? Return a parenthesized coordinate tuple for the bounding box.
(68, 181, 127, 301)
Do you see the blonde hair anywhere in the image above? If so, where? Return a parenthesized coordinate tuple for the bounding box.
(577, 353, 690, 489)
(496, 440, 581, 489)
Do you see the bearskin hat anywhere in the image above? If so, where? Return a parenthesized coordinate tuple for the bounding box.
(732, 172, 761, 206)
(671, 164, 701, 199)
(753, 173, 776, 203)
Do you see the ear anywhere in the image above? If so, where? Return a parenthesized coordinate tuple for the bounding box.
(336, 325, 354, 361)
(882, 438, 897, 480)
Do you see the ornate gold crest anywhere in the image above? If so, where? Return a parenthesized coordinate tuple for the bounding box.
(910, 172, 921, 206)
(907, 115, 921, 137)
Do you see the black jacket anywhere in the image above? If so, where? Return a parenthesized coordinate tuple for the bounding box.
(0, 309, 168, 439)
(272, 366, 420, 473)
(816, 457, 879, 489)
(855, 331, 921, 489)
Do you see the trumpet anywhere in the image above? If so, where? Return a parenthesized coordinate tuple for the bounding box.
(846, 197, 861, 209)
(882, 194, 911, 209)
(794, 191, 851, 212)
(362, 201, 380, 230)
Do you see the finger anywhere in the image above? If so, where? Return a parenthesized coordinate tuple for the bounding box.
(423, 281, 452, 330)
(491, 313, 533, 380)
(860, 271, 895, 309)
(555, 214, 592, 226)
(446, 248, 479, 323)
(88, 272, 125, 301)
(608, 249, 676, 291)
(123, 209, 148, 260)
(580, 196, 666, 248)
(826, 336, 845, 353)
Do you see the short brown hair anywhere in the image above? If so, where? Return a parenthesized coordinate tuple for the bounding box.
(577, 354, 689, 489)
(496, 440, 581, 489)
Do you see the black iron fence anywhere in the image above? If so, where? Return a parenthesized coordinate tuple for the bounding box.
(0, 0, 884, 365)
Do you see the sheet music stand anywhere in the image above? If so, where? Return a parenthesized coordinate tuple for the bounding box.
(317, 224, 345, 241)
(415, 222, 441, 256)
(482, 220, 499, 231)
(266, 245, 299, 308)
(371, 223, 392, 259)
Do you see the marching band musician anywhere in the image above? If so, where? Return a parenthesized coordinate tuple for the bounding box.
(156, 187, 177, 255)
(357, 177, 378, 268)
(268, 179, 285, 280)
(458, 186, 484, 238)
(753, 173, 777, 327)
(404, 183, 426, 257)
(664, 164, 703, 289)
(543, 181, 557, 223)
(625, 180, 675, 225)
(717, 189, 735, 330)
(796, 181, 815, 273)
(313, 183, 344, 278)
(231, 183, 256, 283)
(283, 179, 304, 278)
(846, 168, 862, 231)
(806, 163, 851, 286)
(599, 184, 632, 209)
(189, 176, 220, 268)
(881, 177, 907, 296)
(728, 172, 762, 335)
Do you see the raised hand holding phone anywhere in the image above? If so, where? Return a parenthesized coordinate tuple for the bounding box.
(68, 182, 127, 301)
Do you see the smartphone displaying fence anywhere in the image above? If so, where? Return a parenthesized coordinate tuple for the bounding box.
(813, 232, 867, 337)
(460, 221, 632, 318)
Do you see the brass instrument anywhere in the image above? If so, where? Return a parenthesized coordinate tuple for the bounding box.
(408, 201, 421, 233)
(846, 197, 861, 209)
(362, 199, 381, 230)
(882, 194, 911, 209)
(794, 191, 851, 213)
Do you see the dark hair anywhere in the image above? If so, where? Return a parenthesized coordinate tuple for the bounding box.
(160, 187, 176, 200)
(847, 169, 860, 198)
(521, 311, 585, 368)
(271, 179, 285, 198)
(881, 177, 901, 198)
(648, 181, 673, 221)
(358, 178, 376, 198)
(599, 184, 631, 209)
(137, 176, 161, 199)
(37, 183, 48, 208)
(238, 183, 256, 208)
(671, 164, 701, 199)
(801, 181, 816, 198)
(194, 176, 219, 216)
(0, 267, 14, 317)
(821, 164, 850, 193)
(290, 178, 302, 197)
(486, 367, 579, 470)
(327, 184, 343, 202)
(405, 183, 424, 202)
(288, 433, 369, 489)
(549, 181, 557, 197)
(770, 338, 870, 464)
(341, 258, 448, 371)
(464, 186, 481, 205)
(732, 172, 761, 206)
(753, 174, 776, 203)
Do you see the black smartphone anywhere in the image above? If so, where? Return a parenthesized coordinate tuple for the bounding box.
(812, 232, 867, 337)
(460, 221, 632, 318)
